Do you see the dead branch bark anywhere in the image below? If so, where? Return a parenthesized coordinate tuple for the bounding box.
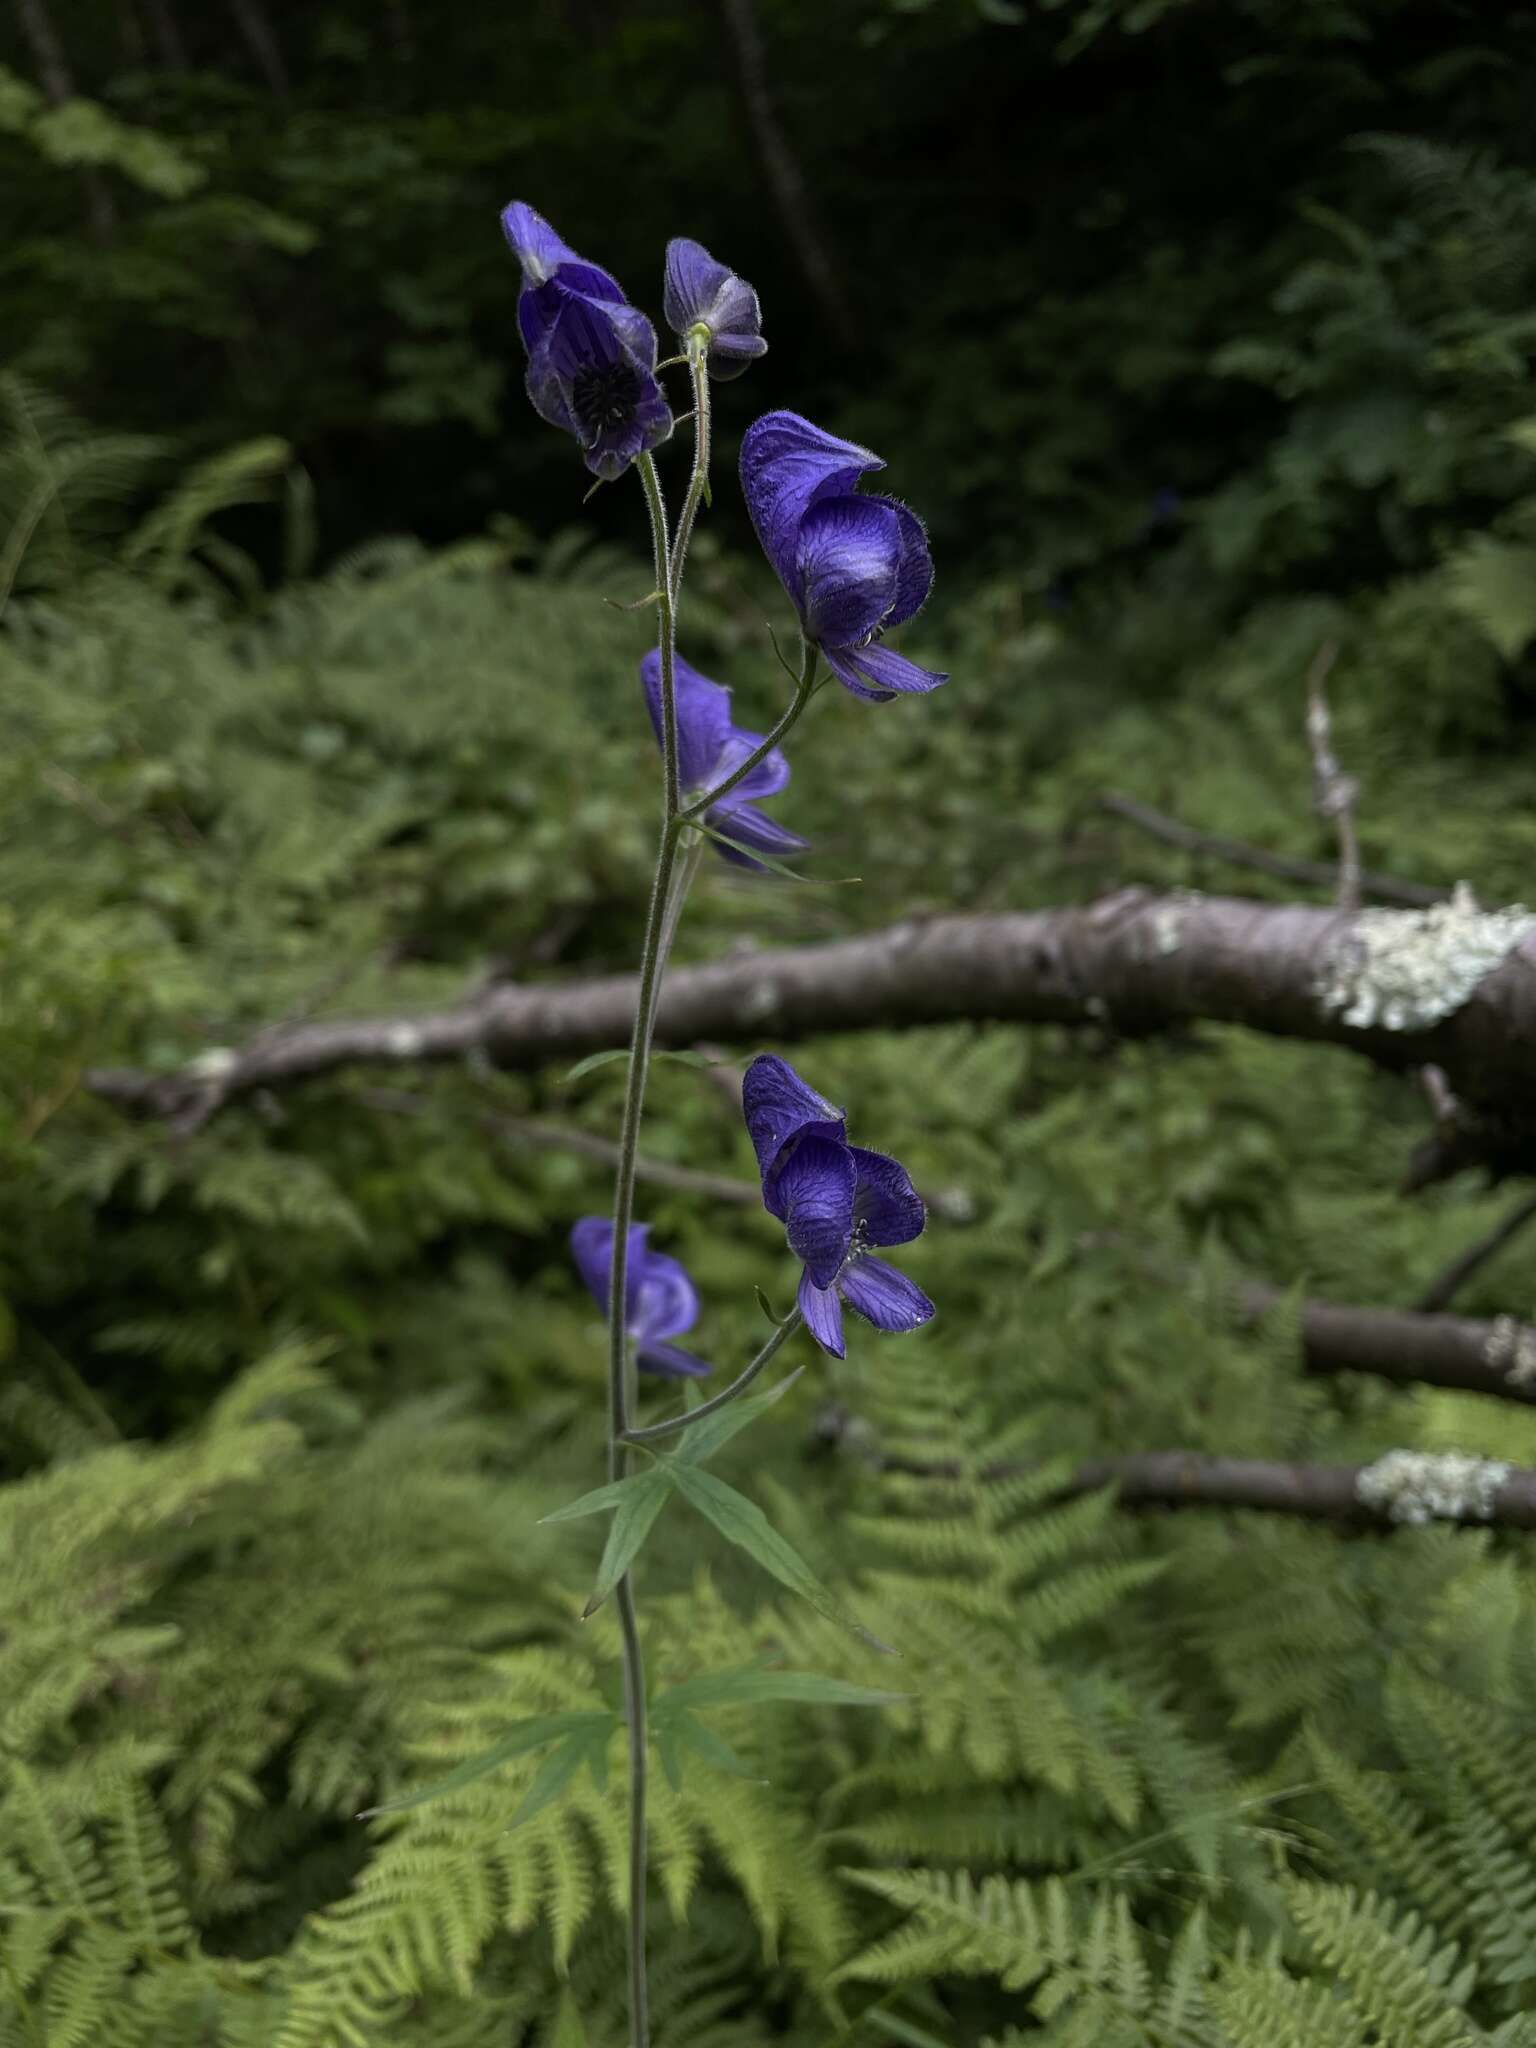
(85, 891, 1536, 1174)
(813, 1409, 1536, 1528)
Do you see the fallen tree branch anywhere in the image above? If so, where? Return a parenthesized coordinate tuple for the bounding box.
(813, 1408, 1536, 1529)
(1238, 1281, 1536, 1407)
(1077, 1234, 1536, 1407)
(1098, 793, 1444, 909)
(86, 891, 1536, 1170)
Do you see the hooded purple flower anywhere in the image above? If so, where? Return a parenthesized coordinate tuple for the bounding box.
(502, 203, 672, 482)
(663, 237, 766, 381)
(641, 649, 807, 868)
(570, 1218, 711, 1378)
(739, 411, 947, 703)
(741, 1054, 933, 1359)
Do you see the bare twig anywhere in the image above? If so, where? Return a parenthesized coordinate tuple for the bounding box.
(813, 1407, 1536, 1529)
(1414, 1192, 1536, 1315)
(1304, 642, 1362, 913)
(1098, 792, 1443, 909)
(356, 1085, 760, 1207)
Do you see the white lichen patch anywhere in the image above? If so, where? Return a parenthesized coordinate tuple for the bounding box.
(1150, 903, 1185, 957)
(1315, 883, 1535, 1032)
(384, 1022, 424, 1058)
(1355, 1447, 1510, 1525)
(187, 1046, 238, 1082)
(1484, 1315, 1536, 1392)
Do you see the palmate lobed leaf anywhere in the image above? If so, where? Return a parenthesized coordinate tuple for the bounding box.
(357, 1710, 615, 1818)
(668, 1463, 898, 1657)
(583, 1467, 672, 1616)
(668, 1365, 805, 1466)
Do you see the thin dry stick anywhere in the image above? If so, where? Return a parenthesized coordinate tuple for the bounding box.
(1304, 641, 1362, 913)
(355, 1085, 760, 1207)
(1414, 1191, 1536, 1315)
(1097, 791, 1443, 908)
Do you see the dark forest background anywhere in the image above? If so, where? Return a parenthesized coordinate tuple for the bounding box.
(11, 4, 1536, 2044)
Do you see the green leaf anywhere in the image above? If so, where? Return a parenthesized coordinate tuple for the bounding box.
(357, 1710, 615, 1817)
(508, 1729, 604, 1828)
(668, 1465, 897, 1656)
(669, 1366, 804, 1466)
(548, 1991, 588, 2048)
(669, 1709, 764, 1781)
(656, 1721, 685, 1793)
(698, 819, 859, 885)
(561, 1047, 719, 1085)
(655, 1665, 908, 1714)
(755, 1285, 786, 1326)
(582, 1468, 673, 1615)
(540, 1472, 658, 1525)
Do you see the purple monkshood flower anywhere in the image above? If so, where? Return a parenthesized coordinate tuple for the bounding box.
(663, 237, 766, 381)
(502, 202, 672, 482)
(570, 1218, 711, 1378)
(739, 411, 948, 703)
(641, 649, 807, 868)
(741, 1054, 933, 1359)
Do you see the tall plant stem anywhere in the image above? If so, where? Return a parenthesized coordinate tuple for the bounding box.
(669, 335, 712, 592)
(606, 405, 717, 2045)
(605, 454, 679, 2048)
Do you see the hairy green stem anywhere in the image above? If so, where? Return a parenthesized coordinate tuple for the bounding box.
(605, 451, 685, 2048)
(668, 335, 712, 596)
(680, 637, 818, 820)
(621, 1308, 805, 1446)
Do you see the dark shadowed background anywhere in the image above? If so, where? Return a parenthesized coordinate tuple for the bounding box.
(9, 4, 1536, 2044)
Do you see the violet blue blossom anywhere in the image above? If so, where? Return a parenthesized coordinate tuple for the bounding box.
(570, 1218, 711, 1378)
(641, 649, 807, 868)
(741, 1054, 933, 1358)
(663, 237, 766, 380)
(739, 411, 947, 702)
(502, 202, 672, 481)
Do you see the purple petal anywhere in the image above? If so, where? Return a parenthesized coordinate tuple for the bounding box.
(850, 1146, 926, 1249)
(822, 641, 949, 702)
(741, 1053, 846, 1189)
(584, 382, 672, 482)
(774, 1135, 856, 1290)
(638, 1340, 712, 1379)
(794, 496, 902, 649)
(524, 346, 578, 436)
(712, 725, 790, 802)
(707, 800, 809, 869)
(641, 649, 733, 794)
(740, 411, 884, 608)
(869, 497, 935, 629)
(840, 1254, 934, 1335)
(502, 203, 624, 298)
(570, 1217, 646, 1318)
(631, 1241, 700, 1342)
(663, 239, 766, 380)
(798, 1267, 846, 1359)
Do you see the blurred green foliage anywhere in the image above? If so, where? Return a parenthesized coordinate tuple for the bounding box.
(8, 0, 1536, 2041)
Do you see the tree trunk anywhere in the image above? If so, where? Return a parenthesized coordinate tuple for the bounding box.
(11, 0, 117, 238)
(718, 0, 859, 348)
